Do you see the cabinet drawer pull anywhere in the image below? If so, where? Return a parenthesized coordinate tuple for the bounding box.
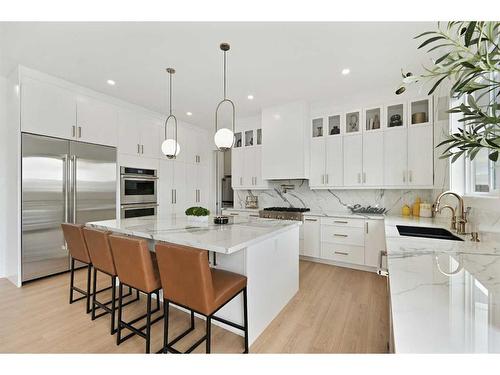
(403, 170, 406, 183)
(305, 218, 317, 222)
(321, 174, 325, 184)
(409, 170, 413, 183)
(334, 251, 349, 256)
(333, 234, 348, 237)
(230, 213, 239, 216)
(72, 126, 76, 137)
(78, 126, 82, 138)
(137, 144, 141, 154)
(141, 144, 144, 154)
(333, 220, 348, 224)
(249, 214, 259, 217)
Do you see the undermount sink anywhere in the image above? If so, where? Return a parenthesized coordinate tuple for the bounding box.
(396, 225, 464, 242)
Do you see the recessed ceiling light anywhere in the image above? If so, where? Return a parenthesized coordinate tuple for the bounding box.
(107, 79, 116, 86)
(186, 112, 193, 116)
(341, 68, 350, 75)
(247, 94, 254, 100)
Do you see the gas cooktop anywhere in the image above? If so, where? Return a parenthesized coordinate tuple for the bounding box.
(260, 207, 310, 221)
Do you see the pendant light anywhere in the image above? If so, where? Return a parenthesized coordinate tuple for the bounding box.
(161, 68, 181, 159)
(214, 43, 235, 151)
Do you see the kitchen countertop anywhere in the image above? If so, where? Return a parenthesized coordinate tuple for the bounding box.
(385, 215, 500, 353)
(87, 214, 300, 255)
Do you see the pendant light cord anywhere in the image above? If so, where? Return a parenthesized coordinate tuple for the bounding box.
(223, 50, 227, 99)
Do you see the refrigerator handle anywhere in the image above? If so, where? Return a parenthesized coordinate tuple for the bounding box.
(71, 155, 77, 223)
(63, 155, 69, 223)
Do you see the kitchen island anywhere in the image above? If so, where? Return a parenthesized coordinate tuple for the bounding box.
(87, 214, 300, 345)
(385, 216, 500, 353)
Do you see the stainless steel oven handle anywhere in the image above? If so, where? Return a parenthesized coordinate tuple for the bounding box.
(121, 175, 159, 181)
(121, 203, 159, 210)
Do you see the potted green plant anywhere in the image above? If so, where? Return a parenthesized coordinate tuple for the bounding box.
(185, 206, 210, 224)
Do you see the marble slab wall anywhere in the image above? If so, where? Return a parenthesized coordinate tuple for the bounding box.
(233, 180, 433, 216)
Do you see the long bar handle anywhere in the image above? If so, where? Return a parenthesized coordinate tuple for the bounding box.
(333, 233, 348, 237)
(334, 251, 349, 256)
(63, 155, 69, 223)
(71, 155, 77, 223)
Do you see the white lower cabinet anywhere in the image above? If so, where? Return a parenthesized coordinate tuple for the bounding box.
(301, 215, 386, 272)
(364, 219, 386, 268)
(302, 217, 320, 257)
(321, 243, 365, 265)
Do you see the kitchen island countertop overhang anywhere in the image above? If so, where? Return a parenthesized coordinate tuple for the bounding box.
(86, 214, 301, 346)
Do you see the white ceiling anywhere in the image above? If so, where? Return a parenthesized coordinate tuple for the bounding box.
(0, 22, 436, 128)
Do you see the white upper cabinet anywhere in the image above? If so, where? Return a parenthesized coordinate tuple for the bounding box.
(343, 134, 363, 186)
(76, 95, 118, 146)
(118, 109, 142, 155)
(310, 96, 434, 189)
(231, 147, 244, 189)
(21, 76, 76, 139)
(362, 132, 384, 186)
(137, 114, 161, 159)
(408, 124, 434, 186)
(262, 101, 310, 179)
(325, 136, 343, 187)
(310, 138, 326, 187)
(384, 127, 408, 186)
(118, 110, 161, 158)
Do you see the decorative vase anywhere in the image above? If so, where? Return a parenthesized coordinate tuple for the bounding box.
(187, 215, 209, 225)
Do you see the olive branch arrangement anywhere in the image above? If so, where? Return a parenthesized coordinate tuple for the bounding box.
(397, 21, 500, 163)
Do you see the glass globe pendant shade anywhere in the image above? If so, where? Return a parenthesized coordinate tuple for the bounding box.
(161, 138, 181, 159)
(214, 128, 234, 151)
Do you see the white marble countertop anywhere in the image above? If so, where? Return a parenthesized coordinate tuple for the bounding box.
(385, 215, 500, 353)
(87, 214, 300, 255)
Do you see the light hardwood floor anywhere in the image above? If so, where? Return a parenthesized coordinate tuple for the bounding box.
(0, 260, 389, 353)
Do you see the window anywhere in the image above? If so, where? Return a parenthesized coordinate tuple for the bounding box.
(466, 71, 500, 196)
(469, 150, 499, 194)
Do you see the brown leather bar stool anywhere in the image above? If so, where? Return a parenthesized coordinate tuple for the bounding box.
(155, 242, 249, 354)
(61, 223, 110, 313)
(82, 227, 140, 334)
(108, 234, 163, 353)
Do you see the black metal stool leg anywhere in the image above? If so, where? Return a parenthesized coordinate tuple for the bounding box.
(206, 316, 211, 354)
(69, 258, 75, 304)
(86, 264, 92, 313)
(117, 282, 123, 345)
(146, 293, 152, 354)
(111, 276, 117, 334)
(91, 267, 98, 320)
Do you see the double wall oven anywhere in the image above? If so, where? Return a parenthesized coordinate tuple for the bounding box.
(120, 166, 158, 218)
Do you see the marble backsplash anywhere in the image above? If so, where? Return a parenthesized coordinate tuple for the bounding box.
(233, 180, 500, 232)
(233, 180, 433, 216)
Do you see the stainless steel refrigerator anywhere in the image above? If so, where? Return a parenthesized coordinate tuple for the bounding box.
(21, 133, 117, 282)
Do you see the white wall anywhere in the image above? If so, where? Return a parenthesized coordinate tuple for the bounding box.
(0, 75, 7, 278)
